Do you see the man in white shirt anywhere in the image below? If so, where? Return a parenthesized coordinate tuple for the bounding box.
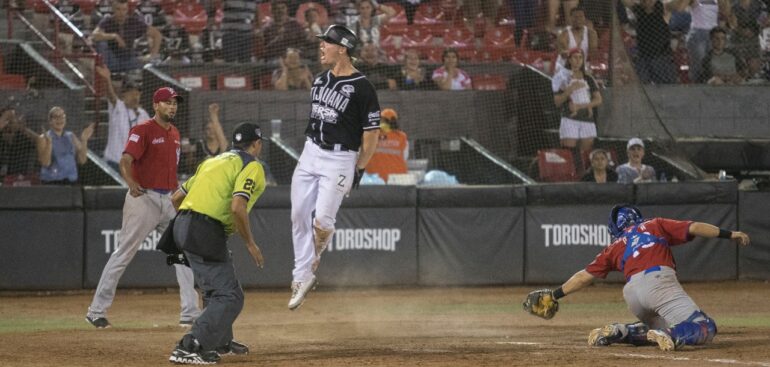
(96, 65, 150, 171)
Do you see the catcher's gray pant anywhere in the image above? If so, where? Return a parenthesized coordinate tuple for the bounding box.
(290, 140, 356, 282)
(174, 212, 243, 350)
(623, 266, 700, 329)
(88, 191, 200, 322)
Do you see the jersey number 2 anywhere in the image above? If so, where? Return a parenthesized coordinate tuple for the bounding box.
(338, 175, 346, 187)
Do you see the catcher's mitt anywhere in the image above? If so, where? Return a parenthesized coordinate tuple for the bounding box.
(523, 289, 559, 319)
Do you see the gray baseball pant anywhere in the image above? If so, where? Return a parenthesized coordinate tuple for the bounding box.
(88, 190, 200, 322)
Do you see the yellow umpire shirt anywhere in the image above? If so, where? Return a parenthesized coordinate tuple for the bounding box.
(179, 150, 266, 235)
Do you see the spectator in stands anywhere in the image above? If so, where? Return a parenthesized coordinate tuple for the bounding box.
(581, 148, 618, 183)
(547, 0, 579, 34)
(357, 42, 398, 90)
(462, 0, 498, 31)
(684, 0, 734, 83)
(179, 103, 229, 174)
(96, 65, 150, 172)
(35, 106, 94, 185)
(622, 0, 681, 84)
(552, 48, 602, 158)
(556, 7, 598, 72)
(262, 0, 306, 61)
(0, 105, 38, 180)
(432, 48, 472, 91)
(302, 5, 326, 60)
(509, 0, 537, 46)
(366, 108, 408, 182)
(91, 0, 163, 72)
(731, 0, 763, 62)
(335, 0, 361, 28)
(55, 0, 91, 55)
(616, 137, 656, 184)
(350, 0, 397, 47)
(742, 55, 769, 84)
(700, 27, 744, 84)
(221, 0, 259, 63)
(272, 48, 313, 90)
(397, 49, 434, 90)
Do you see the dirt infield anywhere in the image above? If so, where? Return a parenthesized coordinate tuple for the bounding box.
(1, 281, 769, 367)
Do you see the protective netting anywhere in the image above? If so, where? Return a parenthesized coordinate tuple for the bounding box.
(0, 0, 768, 186)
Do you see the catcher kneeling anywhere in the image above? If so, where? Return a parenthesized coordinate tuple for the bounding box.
(523, 204, 750, 351)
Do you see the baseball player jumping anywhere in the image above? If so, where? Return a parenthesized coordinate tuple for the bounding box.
(523, 204, 750, 351)
(288, 24, 381, 310)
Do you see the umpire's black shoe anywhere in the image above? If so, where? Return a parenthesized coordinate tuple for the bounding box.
(85, 316, 111, 329)
(169, 334, 221, 365)
(216, 340, 249, 355)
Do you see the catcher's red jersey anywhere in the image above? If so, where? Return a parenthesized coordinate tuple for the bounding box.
(586, 218, 694, 280)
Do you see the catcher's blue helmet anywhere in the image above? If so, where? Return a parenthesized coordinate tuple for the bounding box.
(608, 204, 643, 239)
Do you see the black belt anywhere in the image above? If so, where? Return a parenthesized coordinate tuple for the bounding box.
(178, 209, 224, 227)
(310, 138, 352, 152)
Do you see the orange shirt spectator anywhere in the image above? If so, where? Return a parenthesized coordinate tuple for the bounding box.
(366, 108, 408, 182)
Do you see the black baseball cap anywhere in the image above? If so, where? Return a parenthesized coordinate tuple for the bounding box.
(232, 123, 262, 144)
(317, 24, 358, 50)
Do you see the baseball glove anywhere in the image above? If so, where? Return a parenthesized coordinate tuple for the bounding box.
(522, 289, 559, 320)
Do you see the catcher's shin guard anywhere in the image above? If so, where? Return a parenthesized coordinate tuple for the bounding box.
(312, 222, 334, 272)
(670, 311, 717, 346)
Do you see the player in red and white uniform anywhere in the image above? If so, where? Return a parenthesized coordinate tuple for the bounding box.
(546, 204, 750, 351)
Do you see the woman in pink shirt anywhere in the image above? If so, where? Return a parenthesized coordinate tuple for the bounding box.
(432, 48, 472, 90)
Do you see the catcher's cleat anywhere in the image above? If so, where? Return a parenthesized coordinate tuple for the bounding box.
(85, 316, 111, 329)
(288, 276, 317, 311)
(647, 329, 677, 351)
(179, 320, 194, 328)
(216, 340, 249, 356)
(588, 324, 622, 346)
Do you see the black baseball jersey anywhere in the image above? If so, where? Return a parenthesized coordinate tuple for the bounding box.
(306, 70, 381, 151)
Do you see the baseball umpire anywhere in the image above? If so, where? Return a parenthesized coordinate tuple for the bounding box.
(168, 123, 267, 364)
(288, 24, 381, 310)
(523, 204, 750, 351)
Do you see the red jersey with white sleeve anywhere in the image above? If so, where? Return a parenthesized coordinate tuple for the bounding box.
(123, 119, 181, 191)
(585, 218, 694, 281)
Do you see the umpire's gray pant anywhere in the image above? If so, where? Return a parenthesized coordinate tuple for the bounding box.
(88, 191, 200, 322)
(174, 211, 244, 350)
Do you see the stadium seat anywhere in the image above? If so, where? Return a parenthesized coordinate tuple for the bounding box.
(402, 25, 434, 51)
(537, 149, 577, 182)
(477, 46, 507, 62)
(176, 74, 209, 90)
(258, 73, 273, 90)
(0, 74, 27, 90)
(384, 2, 407, 25)
(217, 74, 252, 90)
(173, 2, 208, 35)
(442, 27, 474, 50)
(472, 74, 506, 90)
(482, 26, 515, 58)
(414, 3, 441, 24)
(3, 173, 40, 186)
(295, 2, 328, 27)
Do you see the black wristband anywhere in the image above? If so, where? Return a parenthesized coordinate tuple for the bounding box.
(718, 229, 732, 239)
(553, 287, 565, 300)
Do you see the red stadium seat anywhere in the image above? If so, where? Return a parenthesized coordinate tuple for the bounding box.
(414, 3, 441, 24)
(384, 2, 406, 25)
(295, 2, 328, 27)
(0, 74, 27, 90)
(217, 74, 252, 90)
(176, 74, 209, 90)
(472, 74, 506, 90)
(402, 25, 434, 51)
(258, 73, 273, 90)
(442, 27, 474, 50)
(477, 46, 507, 62)
(173, 2, 208, 35)
(3, 173, 40, 186)
(537, 149, 577, 182)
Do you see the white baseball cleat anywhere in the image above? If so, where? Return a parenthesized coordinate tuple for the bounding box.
(647, 329, 677, 351)
(288, 276, 317, 311)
